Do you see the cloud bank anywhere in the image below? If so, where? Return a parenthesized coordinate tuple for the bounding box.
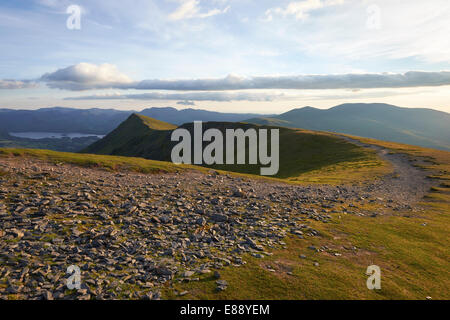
(131, 72, 450, 91)
(64, 91, 284, 102)
(4, 63, 450, 94)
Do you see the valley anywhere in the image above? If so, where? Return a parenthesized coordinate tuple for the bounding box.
(0, 131, 101, 153)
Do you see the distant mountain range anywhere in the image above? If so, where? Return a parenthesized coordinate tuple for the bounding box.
(0, 103, 449, 151)
(0, 107, 128, 135)
(0, 107, 268, 135)
(246, 103, 450, 151)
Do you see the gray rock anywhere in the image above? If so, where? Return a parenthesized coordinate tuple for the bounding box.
(183, 271, 195, 278)
(155, 267, 174, 276)
(210, 213, 228, 223)
(42, 290, 53, 300)
(216, 280, 228, 291)
(196, 217, 206, 225)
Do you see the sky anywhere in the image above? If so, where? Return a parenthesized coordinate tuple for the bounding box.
(0, 0, 449, 114)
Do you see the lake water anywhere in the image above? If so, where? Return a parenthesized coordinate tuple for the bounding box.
(9, 132, 105, 140)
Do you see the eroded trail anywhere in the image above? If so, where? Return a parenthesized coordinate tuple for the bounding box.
(337, 135, 438, 205)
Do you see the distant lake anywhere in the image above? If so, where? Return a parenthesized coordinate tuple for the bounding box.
(9, 132, 105, 140)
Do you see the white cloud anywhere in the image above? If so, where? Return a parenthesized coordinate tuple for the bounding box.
(265, 0, 345, 21)
(40, 63, 133, 90)
(168, 0, 229, 21)
(177, 100, 196, 106)
(0, 80, 37, 90)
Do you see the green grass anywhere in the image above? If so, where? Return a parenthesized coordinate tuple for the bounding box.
(135, 113, 177, 130)
(165, 194, 450, 300)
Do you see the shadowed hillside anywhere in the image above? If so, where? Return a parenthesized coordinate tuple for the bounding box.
(83, 113, 384, 182)
(82, 114, 176, 159)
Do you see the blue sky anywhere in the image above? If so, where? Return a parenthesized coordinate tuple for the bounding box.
(1, 0, 449, 113)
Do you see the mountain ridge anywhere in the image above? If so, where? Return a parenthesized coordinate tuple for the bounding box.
(82, 113, 176, 159)
(246, 103, 450, 151)
(0, 106, 270, 134)
(83, 113, 383, 180)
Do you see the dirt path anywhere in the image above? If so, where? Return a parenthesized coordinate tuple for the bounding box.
(337, 135, 438, 205)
